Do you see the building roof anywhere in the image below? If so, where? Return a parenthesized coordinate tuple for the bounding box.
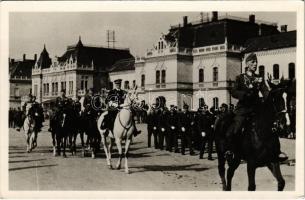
(108, 58, 135, 73)
(165, 17, 279, 48)
(9, 59, 35, 79)
(243, 31, 296, 53)
(57, 38, 134, 71)
(37, 45, 52, 69)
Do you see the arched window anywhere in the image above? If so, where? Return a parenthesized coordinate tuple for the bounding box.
(273, 64, 280, 79)
(141, 74, 145, 88)
(199, 98, 205, 108)
(156, 70, 160, 84)
(213, 97, 219, 110)
(259, 65, 265, 78)
(132, 80, 136, 88)
(289, 63, 295, 79)
(124, 81, 129, 89)
(199, 68, 204, 83)
(213, 67, 218, 82)
(161, 70, 166, 83)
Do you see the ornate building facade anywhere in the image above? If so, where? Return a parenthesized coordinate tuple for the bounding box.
(134, 12, 296, 110)
(32, 38, 134, 104)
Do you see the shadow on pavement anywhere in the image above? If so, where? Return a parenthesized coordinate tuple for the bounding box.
(9, 164, 57, 171)
(9, 159, 47, 163)
(131, 164, 209, 173)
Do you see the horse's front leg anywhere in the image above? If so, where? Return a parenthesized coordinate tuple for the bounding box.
(247, 162, 256, 191)
(101, 131, 112, 168)
(267, 162, 285, 191)
(25, 131, 30, 153)
(62, 135, 67, 158)
(124, 138, 132, 174)
(115, 138, 123, 170)
(226, 158, 241, 191)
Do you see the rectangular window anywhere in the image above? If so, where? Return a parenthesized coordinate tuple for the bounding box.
(14, 88, 19, 97)
(34, 85, 38, 97)
(141, 75, 145, 88)
(85, 80, 88, 90)
(156, 70, 160, 84)
(81, 80, 84, 90)
(124, 81, 130, 89)
(161, 70, 166, 83)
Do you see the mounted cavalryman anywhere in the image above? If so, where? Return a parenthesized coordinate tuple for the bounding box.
(100, 79, 141, 137)
(224, 53, 288, 162)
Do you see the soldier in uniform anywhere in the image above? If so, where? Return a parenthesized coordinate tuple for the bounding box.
(149, 103, 159, 149)
(225, 53, 288, 161)
(158, 106, 168, 150)
(166, 105, 179, 152)
(179, 104, 194, 155)
(196, 105, 214, 160)
(101, 79, 141, 136)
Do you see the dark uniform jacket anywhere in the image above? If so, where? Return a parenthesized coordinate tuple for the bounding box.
(196, 111, 213, 135)
(178, 111, 192, 132)
(167, 111, 179, 131)
(158, 108, 168, 131)
(232, 73, 269, 116)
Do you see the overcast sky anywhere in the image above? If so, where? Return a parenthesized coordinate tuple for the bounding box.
(9, 12, 296, 60)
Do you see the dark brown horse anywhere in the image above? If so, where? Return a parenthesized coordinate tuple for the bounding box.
(215, 81, 291, 191)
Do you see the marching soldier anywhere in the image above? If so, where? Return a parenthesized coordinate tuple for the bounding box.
(179, 104, 194, 155)
(158, 106, 168, 150)
(147, 104, 159, 148)
(197, 105, 214, 160)
(166, 105, 179, 152)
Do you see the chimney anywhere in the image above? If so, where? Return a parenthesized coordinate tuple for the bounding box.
(183, 16, 188, 27)
(34, 54, 37, 61)
(212, 11, 218, 22)
(281, 25, 287, 32)
(23, 54, 26, 61)
(249, 14, 255, 23)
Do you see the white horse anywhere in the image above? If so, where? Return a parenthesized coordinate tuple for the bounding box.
(97, 86, 139, 173)
(23, 115, 36, 153)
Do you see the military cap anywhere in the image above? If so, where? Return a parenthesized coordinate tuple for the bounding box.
(245, 53, 257, 63)
(183, 104, 189, 109)
(114, 79, 122, 84)
(220, 103, 228, 109)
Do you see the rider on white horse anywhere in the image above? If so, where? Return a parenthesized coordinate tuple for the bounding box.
(99, 79, 141, 137)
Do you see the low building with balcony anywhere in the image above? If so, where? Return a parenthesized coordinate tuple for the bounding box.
(9, 54, 36, 108)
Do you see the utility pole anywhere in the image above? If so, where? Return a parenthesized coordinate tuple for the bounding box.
(107, 30, 116, 48)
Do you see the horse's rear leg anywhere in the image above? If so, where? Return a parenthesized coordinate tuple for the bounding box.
(226, 158, 241, 191)
(115, 139, 123, 170)
(124, 139, 132, 174)
(217, 151, 227, 190)
(267, 163, 285, 191)
(247, 163, 256, 191)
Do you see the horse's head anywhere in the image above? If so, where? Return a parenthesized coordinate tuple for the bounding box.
(268, 79, 291, 133)
(124, 85, 139, 107)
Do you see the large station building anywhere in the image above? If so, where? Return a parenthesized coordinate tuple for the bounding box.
(31, 12, 296, 110)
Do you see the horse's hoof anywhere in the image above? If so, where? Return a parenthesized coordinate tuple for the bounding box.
(92, 153, 96, 159)
(125, 169, 130, 174)
(107, 165, 113, 169)
(116, 166, 121, 170)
